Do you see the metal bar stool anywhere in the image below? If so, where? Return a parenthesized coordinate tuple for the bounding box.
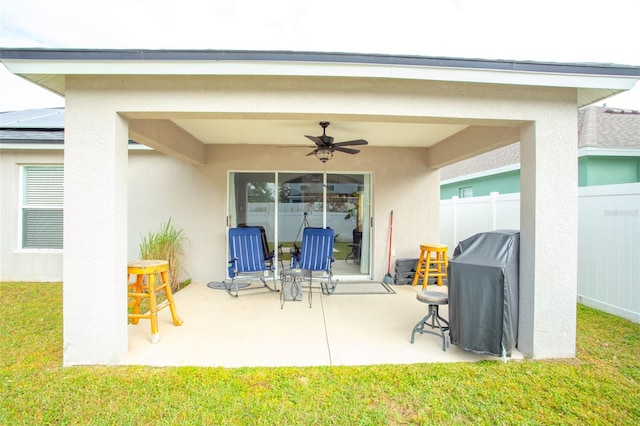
(127, 260, 183, 343)
(412, 243, 448, 289)
(410, 290, 449, 351)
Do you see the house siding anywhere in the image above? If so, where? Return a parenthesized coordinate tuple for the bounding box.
(579, 156, 640, 186)
(440, 169, 521, 199)
(442, 156, 640, 199)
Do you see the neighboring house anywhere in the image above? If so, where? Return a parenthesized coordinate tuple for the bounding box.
(438, 105, 640, 325)
(2, 48, 639, 366)
(440, 106, 640, 198)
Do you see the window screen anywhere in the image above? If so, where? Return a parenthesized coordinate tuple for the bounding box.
(22, 165, 64, 249)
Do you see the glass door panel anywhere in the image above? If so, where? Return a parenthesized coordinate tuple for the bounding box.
(326, 173, 371, 277)
(228, 171, 276, 257)
(277, 173, 324, 267)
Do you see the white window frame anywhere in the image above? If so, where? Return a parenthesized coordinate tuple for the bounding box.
(19, 164, 64, 251)
(460, 186, 473, 198)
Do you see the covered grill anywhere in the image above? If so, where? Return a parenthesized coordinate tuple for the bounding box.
(447, 230, 520, 357)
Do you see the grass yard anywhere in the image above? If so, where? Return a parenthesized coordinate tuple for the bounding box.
(1, 282, 639, 425)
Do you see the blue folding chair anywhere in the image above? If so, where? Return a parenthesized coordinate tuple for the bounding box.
(238, 224, 278, 268)
(297, 227, 337, 304)
(227, 227, 277, 297)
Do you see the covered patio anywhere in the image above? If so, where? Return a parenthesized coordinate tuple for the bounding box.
(124, 280, 523, 367)
(2, 49, 639, 366)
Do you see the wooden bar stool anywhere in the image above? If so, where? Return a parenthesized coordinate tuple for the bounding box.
(412, 244, 448, 289)
(127, 260, 183, 343)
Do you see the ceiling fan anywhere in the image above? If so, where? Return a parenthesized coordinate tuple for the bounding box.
(305, 122, 368, 162)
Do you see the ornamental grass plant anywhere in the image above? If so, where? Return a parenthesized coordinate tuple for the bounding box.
(1, 282, 639, 424)
(139, 218, 189, 292)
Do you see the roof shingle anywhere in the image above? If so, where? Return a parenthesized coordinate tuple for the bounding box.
(441, 105, 640, 180)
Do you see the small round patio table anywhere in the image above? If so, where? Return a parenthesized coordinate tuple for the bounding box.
(280, 268, 312, 309)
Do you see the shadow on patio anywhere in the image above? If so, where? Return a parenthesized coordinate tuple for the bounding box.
(122, 281, 523, 368)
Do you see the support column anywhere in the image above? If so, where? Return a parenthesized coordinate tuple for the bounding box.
(519, 112, 578, 359)
(63, 104, 129, 365)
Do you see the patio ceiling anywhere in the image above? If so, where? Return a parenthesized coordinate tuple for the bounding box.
(170, 118, 469, 148)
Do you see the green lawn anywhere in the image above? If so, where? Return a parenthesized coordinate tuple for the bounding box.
(2, 282, 639, 425)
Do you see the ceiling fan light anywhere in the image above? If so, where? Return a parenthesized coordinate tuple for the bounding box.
(315, 148, 333, 163)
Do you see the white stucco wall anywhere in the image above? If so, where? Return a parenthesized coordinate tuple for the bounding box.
(126, 150, 215, 282)
(3, 144, 439, 284)
(130, 146, 441, 283)
(0, 150, 64, 281)
(1, 145, 438, 283)
(519, 105, 579, 358)
(197, 144, 440, 282)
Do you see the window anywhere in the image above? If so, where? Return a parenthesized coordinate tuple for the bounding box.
(21, 165, 64, 249)
(459, 186, 473, 198)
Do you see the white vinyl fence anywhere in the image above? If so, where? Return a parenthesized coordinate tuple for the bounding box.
(440, 183, 640, 324)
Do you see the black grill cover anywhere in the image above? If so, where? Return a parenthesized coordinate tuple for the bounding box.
(448, 230, 520, 357)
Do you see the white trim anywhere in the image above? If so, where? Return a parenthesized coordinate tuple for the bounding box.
(14, 248, 64, 254)
(128, 144, 153, 151)
(0, 143, 153, 150)
(4, 58, 638, 91)
(578, 181, 640, 196)
(17, 165, 25, 251)
(1, 143, 64, 150)
(440, 163, 520, 185)
(577, 146, 640, 157)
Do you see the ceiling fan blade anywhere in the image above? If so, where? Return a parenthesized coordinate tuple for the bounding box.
(306, 149, 318, 156)
(332, 139, 368, 147)
(305, 135, 324, 146)
(334, 147, 360, 155)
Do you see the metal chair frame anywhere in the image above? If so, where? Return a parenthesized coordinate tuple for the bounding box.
(227, 227, 278, 297)
(297, 227, 337, 304)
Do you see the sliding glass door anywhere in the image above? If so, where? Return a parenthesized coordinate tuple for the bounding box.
(229, 171, 371, 279)
(228, 171, 276, 250)
(325, 173, 371, 277)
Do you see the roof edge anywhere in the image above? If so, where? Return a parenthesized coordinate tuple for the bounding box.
(2, 48, 640, 77)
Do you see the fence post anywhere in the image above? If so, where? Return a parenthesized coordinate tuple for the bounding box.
(451, 196, 459, 247)
(490, 192, 499, 230)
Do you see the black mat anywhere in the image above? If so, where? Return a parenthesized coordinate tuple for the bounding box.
(207, 281, 250, 290)
(329, 281, 396, 295)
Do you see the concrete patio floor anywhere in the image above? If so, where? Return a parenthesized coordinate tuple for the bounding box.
(122, 280, 523, 368)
